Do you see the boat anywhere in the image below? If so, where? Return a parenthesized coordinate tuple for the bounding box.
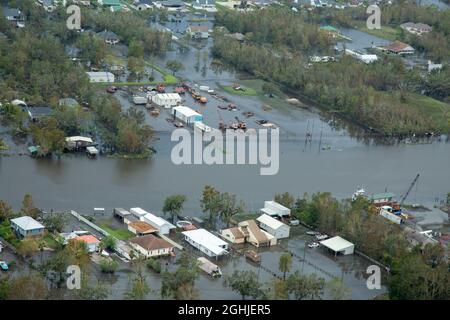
(195, 122, 212, 133)
(197, 257, 222, 278)
(306, 231, 320, 236)
(242, 111, 254, 118)
(315, 234, 328, 240)
(217, 105, 228, 110)
(351, 187, 366, 201)
(244, 250, 261, 263)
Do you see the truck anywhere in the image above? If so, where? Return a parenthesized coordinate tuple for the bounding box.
(379, 206, 403, 224)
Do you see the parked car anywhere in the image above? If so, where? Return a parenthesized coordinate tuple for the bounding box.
(0, 261, 8, 271)
(315, 234, 329, 240)
(308, 242, 320, 248)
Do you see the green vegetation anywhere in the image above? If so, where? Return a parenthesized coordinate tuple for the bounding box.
(147, 258, 162, 274)
(225, 270, 264, 300)
(99, 259, 119, 274)
(278, 253, 293, 281)
(353, 21, 400, 42)
(100, 224, 134, 241)
(165, 60, 185, 76)
(163, 195, 187, 223)
(42, 234, 60, 250)
(146, 62, 178, 85)
(219, 84, 258, 96)
(229, 212, 260, 224)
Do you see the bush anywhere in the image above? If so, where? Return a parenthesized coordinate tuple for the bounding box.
(147, 258, 162, 273)
(99, 259, 118, 274)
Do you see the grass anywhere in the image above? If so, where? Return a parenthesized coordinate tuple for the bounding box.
(229, 212, 260, 225)
(100, 224, 134, 241)
(219, 84, 258, 96)
(43, 234, 59, 249)
(145, 62, 179, 85)
(354, 21, 401, 42)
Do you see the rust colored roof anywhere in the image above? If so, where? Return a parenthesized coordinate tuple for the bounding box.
(75, 235, 100, 244)
(188, 25, 209, 32)
(383, 41, 412, 52)
(129, 221, 157, 234)
(130, 234, 173, 251)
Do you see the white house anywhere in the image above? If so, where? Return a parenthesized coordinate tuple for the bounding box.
(260, 201, 291, 218)
(172, 106, 203, 124)
(186, 25, 210, 39)
(256, 214, 290, 239)
(151, 93, 182, 108)
(10, 216, 45, 238)
(142, 212, 176, 235)
(86, 71, 115, 83)
(129, 234, 174, 257)
(182, 229, 228, 258)
(74, 235, 100, 253)
(320, 236, 354, 256)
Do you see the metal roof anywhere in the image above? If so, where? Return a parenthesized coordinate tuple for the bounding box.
(256, 214, 287, 230)
(182, 229, 228, 256)
(11, 216, 45, 231)
(320, 236, 354, 252)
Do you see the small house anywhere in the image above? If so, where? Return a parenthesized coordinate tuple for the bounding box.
(129, 234, 174, 257)
(3, 7, 25, 28)
(220, 227, 245, 244)
(400, 22, 432, 36)
(151, 93, 182, 108)
(238, 219, 276, 247)
(182, 229, 228, 258)
(96, 30, 120, 45)
(11, 216, 45, 238)
(186, 25, 209, 39)
(260, 200, 291, 218)
(380, 41, 415, 55)
(256, 214, 290, 239)
(86, 71, 115, 83)
(74, 235, 100, 253)
(128, 220, 158, 236)
(172, 106, 203, 124)
(142, 212, 176, 235)
(25, 106, 53, 122)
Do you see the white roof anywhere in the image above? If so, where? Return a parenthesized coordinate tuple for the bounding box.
(257, 214, 287, 230)
(66, 136, 93, 143)
(86, 146, 99, 154)
(143, 212, 176, 229)
(11, 216, 45, 231)
(172, 106, 201, 117)
(265, 200, 289, 211)
(86, 71, 114, 78)
(11, 99, 27, 106)
(130, 207, 149, 216)
(320, 236, 354, 252)
(154, 93, 181, 100)
(182, 228, 228, 256)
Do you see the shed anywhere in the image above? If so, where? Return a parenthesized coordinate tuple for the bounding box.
(130, 207, 149, 219)
(197, 257, 222, 277)
(114, 208, 131, 222)
(172, 106, 203, 124)
(86, 146, 99, 156)
(182, 229, 228, 258)
(256, 214, 290, 239)
(320, 236, 354, 256)
(142, 212, 176, 235)
(151, 93, 181, 108)
(128, 220, 158, 235)
(260, 200, 291, 218)
(74, 235, 100, 253)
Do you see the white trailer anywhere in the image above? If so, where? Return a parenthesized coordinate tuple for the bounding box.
(133, 96, 147, 105)
(380, 207, 403, 224)
(151, 93, 181, 108)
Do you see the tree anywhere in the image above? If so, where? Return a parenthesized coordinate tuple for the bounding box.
(43, 214, 66, 233)
(0, 200, 13, 222)
(99, 259, 119, 274)
(124, 262, 150, 300)
(101, 236, 117, 251)
(279, 252, 293, 280)
(163, 195, 186, 223)
(274, 192, 295, 209)
(268, 278, 289, 300)
(6, 273, 48, 300)
(29, 118, 66, 157)
(286, 271, 325, 300)
(16, 237, 39, 258)
(166, 59, 184, 75)
(161, 251, 200, 300)
(217, 193, 245, 227)
(21, 194, 40, 219)
(200, 185, 221, 229)
(327, 278, 351, 300)
(74, 277, 109, 300)
(128, 39, 145, 59)
(226, 270, 263, 300)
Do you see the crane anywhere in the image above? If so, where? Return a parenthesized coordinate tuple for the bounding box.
(400, 174, 420, 206)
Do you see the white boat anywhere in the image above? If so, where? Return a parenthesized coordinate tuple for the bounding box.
(194, 121, 212, 133)
(352, 187, 366, 201)
(197, 257, 222, 278)
(308, 242, 320, 248)
(315, 234, 329, 240)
